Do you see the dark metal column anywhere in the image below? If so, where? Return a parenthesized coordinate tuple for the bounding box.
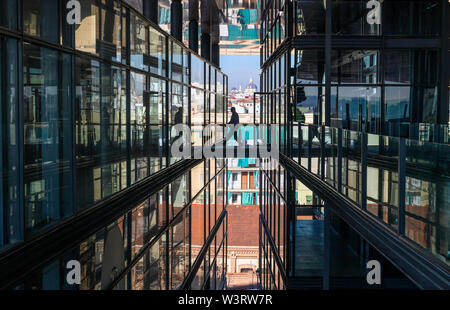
(438, 0, 449, 125)
(361, 132, 367, 210)
(337, 128, 342, 193)
(398, 138, 406, 235)
(143, 0, 158, 24)
(171, 0, 183, 42)
(323, 205, 330, 290)
(286, 0, 294, 38)
(324, 0, 331, 126)
(212, 43, 220, 68)
(188, 0, 199, 53)
(201, 32, 211, 61)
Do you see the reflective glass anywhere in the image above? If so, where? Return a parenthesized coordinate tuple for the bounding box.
(332, 0, 380, 35)
(76, 0, 100, 55)
(130, 12, 148, 70)
(0, 0, 19, 29)
(149, 27, 166, 76)
(23, 43, 74, 234)
(0, 37, 21, 248)
(383, 0, 441, 35)
(23, 0, 59, 43)
(295, 0, 325, 35)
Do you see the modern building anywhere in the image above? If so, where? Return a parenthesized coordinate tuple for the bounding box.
(0, 0, 228, 290)
(0, 0, 449, 292)
(259, 0, 449, 290)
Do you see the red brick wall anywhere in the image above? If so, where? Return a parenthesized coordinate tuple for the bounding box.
(191, 203, 205, 246)
(227, 205, 260, 246)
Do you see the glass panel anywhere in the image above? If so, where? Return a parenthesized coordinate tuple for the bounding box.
(332, 0, 381, 35)
(191, 55, 204, 89)
(23, 44, 74, 234)
(383, 0, 441, 36)
(130, 12, 148, 71)
(295, 86, 323, 124)
(295, 0, 326, 35)
(171, 42, 183, 82)
(295, 50, 325, 85)
(170, 174, 188, 219)
(0, 0, 19, 29)
(405, 139, 449, 264)
(76, 0, 100, 55)
(149, 27, 166, 76)
(23, 0, 59, 42)
(99, 0, 122, 62)
(0, 37, 21, 248)
(170, 211, 188, 289)
(331, 50, 379, 84)
(384, 51, 411, 84)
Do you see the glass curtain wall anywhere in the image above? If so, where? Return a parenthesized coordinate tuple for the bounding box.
(11, 160, 227, 290)
(259, 0, 449, 289)
(0, 0, 227, 262)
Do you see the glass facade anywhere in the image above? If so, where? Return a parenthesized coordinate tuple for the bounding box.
(259, 0, 449, 290)
(14, 162, 227, 290)
(1, 0, 449, 292)
(0, 0, 228, 290)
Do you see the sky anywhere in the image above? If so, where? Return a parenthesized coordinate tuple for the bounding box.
(220, 55, 260, 92)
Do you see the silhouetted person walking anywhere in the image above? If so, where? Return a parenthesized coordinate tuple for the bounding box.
(228, 107, 240, 143)
(172, 107, 183, 150)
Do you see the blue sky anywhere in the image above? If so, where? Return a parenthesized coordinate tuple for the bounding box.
(220, 55, 260, 92)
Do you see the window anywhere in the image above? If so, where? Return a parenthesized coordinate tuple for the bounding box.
(331, 50, 379, 84)
(0, 0, 19, 29)
(99, 0, 123, 62)
(130, 12, 148, 70)
(23, 43, 74, 234)
(23, 0, 59, 43)
(232, 173, 238, 182)
(383, 0, 441, 35)
(76, 0, 100, 54)
(149, 27, 166, 76)
(171, 42, 183, 82)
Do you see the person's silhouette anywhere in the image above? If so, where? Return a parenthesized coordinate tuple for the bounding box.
(228, 107, 240, 143)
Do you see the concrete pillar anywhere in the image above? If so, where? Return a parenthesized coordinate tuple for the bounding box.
(201, 33, 211, 61)
(143, 0, 158, 24)
(171, 0, 183, 42)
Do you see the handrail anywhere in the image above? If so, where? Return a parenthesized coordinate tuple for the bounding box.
(106, 165, 227, 290)
(259, 214, 288, 286)
(280, 153, 450, 289)
(179, 210, 227, 290)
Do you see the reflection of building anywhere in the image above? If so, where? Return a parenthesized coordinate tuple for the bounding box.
(221, 0, 261, 55)
(226, 158, 259, 289)
(226, 205, 259, 290)
(245, 78, 257, 94)
(0, 0, 228, 291)
(259, 0, 449, 291)
(227, 158, 259, 206)
(228, 78, 260, 124)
